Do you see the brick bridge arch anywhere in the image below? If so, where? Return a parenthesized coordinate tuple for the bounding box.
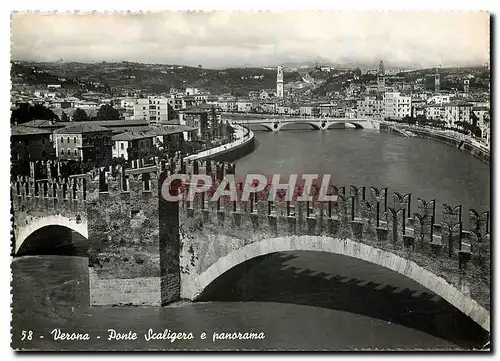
(14, 214, 88, 254)
(188, 235, 490, 332)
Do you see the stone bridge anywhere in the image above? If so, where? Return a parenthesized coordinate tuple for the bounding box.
(10, 159, 490, 333)
(11, 171, 88, 255)
(229, 118, 380, 131)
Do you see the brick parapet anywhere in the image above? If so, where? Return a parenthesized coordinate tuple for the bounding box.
(177, 179, 491, 310)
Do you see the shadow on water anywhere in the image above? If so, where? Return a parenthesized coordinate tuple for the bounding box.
(197, 251, 489, 349)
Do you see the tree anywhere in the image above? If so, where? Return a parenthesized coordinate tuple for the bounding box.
(10, 103, 58, 124)
(72, 108, 89, 122)
(96, 104, 120, 120)
(61, 111, 69, 122)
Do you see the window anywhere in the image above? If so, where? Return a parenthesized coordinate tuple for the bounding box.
(61, 149, 64, 155)
(74, 149, 77, 156)
(42, 138, 46, 145)
(74, 137, 77, 144)
(66, 137, 70, 143)
(61, 137, 64, 144)
(120, 143, 124, 150)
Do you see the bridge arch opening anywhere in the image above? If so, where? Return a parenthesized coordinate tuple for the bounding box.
(278, 122, 321, 131)
(246, 124, 273, 132)
(16, 224, 88, 257)
(190, 236, 489, 347)
(324, 122, 364, 130)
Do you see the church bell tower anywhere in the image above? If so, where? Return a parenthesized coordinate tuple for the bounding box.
(276, 65, 284, 99)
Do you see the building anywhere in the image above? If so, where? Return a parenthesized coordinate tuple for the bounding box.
(185, 87, 200, 95)
(50, 100, 74, 109)
(258, 102, 276, 114)
(383, 92, 412, 119)
(276, 66, 284, 99)
(299, 105, 320, 117)
(120, 97, 137, 119)
(54, 124, 112, 162)
(276, 105, 291, 115)
(425, 104, 444, 120)
(149, 125, 199, 149)
(11, 125, 55, 162)
(473, 106, 490, 141)
(111, 131, 156, 160)
(167, 95, 184, 111)
(464, 79, 470, 94)
(133, 97, 169, 122)
(442, 102, 473, 127)
(236, 100, 254, 113)
(356, 96, 384, 118)
(426, 95, 451, 105)
(179, 108, 212, 138)
(259, 90, 271, 101)
(318, 104, 338, 117)
(217, 100, 237, 113)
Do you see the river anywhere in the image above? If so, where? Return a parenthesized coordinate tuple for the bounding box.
(11, 127, 490, 350)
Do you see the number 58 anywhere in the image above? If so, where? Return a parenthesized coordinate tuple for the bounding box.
(21, 330, 33, 341)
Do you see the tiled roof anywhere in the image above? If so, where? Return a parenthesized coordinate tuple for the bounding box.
(54, 123, 111, 134)
(11, 125, 53, 136)
(112, 131, 155, 141)
(22, 119, 63, 128)
(148, 125, 198, 136)
(59, 119, 149, 127)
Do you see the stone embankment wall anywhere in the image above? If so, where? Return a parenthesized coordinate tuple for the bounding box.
(380, 123, 490, 165)
(185, 123, 255, 162)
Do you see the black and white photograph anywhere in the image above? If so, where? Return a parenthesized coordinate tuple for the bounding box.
(8, 10, 491, 351)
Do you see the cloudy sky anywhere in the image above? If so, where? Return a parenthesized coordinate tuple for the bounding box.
(11, 11, 490, 68)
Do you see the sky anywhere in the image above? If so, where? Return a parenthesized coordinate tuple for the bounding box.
(10, 11, 490, 69)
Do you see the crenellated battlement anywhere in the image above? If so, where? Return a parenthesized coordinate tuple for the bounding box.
(174, 178, 491, 327)
(176, 181, 491, 279)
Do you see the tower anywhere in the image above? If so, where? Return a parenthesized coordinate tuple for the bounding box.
(434, 66, 441, 93)
(276, 65, 284, 99)
(377, 60, 385, 93)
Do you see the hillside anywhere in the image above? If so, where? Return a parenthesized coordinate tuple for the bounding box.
(11, 61, 303, 96)
(396, 66, 490, 91)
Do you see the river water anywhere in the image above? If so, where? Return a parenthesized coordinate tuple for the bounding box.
(11, 127, 490, 351)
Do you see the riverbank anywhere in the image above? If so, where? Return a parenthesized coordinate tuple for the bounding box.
(380, 123, 490, 165)
(184, 123, 255, 162)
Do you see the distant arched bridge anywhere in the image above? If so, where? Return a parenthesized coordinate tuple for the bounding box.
(229, 118, 381, 131)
